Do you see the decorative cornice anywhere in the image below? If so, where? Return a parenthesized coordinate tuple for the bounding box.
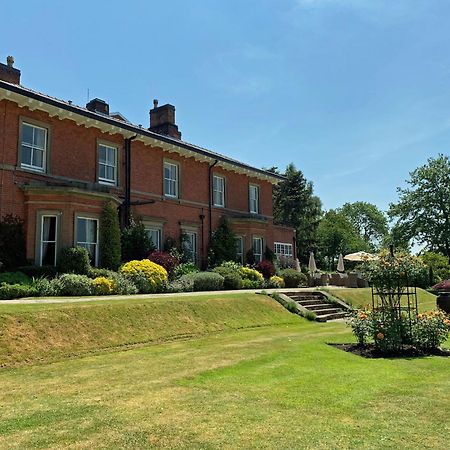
(0, 81, 285, 184)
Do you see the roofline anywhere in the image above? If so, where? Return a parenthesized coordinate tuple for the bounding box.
(0, 80, 285, 183)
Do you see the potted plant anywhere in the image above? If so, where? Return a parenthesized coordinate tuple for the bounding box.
(432, 279, 450, 313)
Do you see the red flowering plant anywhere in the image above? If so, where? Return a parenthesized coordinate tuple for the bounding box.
(255, 259, 276, 279)
(147, 251, 179, 279)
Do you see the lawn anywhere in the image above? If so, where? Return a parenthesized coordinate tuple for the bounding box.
(0, 295, 449, 449)
(325, 287, 437, 311)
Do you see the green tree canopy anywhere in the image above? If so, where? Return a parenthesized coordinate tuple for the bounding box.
(339, 201, 388, 251)
(317, 210, 368, 269)
(208, 216, 237, 267)
(389, 154, 450, 262)
(272, 163, 322, 263)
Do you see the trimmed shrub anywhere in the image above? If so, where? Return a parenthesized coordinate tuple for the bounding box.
(58, 246, 91, 275)
(221, 261, 241, 271)
(413, 310, 450, 350)
(99, 201, 121, 270)
(106, 271, 138, 295)
(208, 217, 237, 266)
(213, 266, 243, 290)
(241, 278, 263, 289)
(280, 269, 307, 288)
(240, 267, 264, 282)
(32, 277, 58, 297)
(93, 276, 114, 295)
(121, 219, 154, 262)
(255, 260, 276, 279)
(167, 274, 195, 293)
(0, 283, 37, 300)
(53, 274, 94, 296)
(268, 275, 285, 288)
(120, 259, 168, 294)
(0, 271, 31, 285)
(190, 272, 224, 291)
(173, 262, 199, 279)
(148, 251, 179, 278)
(0, 214, 27, 270)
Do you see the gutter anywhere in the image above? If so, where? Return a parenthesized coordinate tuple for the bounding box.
(208, 159, 219, 247)
(123, 135, 136, 227)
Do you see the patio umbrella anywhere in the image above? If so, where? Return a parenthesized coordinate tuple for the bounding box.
(344, 251, 378, 262)
(308, 251, 317, 273)
(337, 253, 345, 272)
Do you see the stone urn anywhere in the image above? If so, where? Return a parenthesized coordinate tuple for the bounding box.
(436, 292, 450, 314)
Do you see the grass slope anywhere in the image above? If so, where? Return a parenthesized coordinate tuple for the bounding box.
(325, 287, 437, 311)
(0, 293, 299, 367)
(0, 321, 448, 449)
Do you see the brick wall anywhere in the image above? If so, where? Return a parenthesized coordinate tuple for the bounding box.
(0, 97, 293, 265)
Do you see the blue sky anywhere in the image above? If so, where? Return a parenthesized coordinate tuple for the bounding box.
(2, 0, 450, 212)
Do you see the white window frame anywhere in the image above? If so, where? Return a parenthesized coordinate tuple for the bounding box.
(21, 122, 47, 172)
(164, 161, 179, 198)
(40, 215, 58, 266)
(249, 184, 260, 214)
(252, 236, 263, 263)
(75, 216, 99, 266)
(98, 143, 118, 185)
(147, 227, 162, 251)
(182, 231, 198, 264)
(235, 236, 244, 264)
(213, 174, 225, 207)
(274, 242, 293, 258)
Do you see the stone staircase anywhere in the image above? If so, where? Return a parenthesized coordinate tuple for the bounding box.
(285, 291, 350, 322)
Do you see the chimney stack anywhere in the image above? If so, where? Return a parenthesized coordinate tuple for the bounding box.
(149, 100, 181, 139)
(0, 55, 21, 84)
(86, 98, 109, 115)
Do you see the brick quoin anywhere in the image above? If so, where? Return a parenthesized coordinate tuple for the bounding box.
(0, 63, 295, 267)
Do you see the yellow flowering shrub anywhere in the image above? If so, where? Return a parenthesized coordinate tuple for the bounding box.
(269, 275, 285, 288)
(239, 267, 264, 282)
(120, 259, 168, 293)
(93, 276, 114, 295)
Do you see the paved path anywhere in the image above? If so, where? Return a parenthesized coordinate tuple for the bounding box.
(0, 287, 336, 305)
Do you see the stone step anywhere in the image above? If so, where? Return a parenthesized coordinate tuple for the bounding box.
(297, 303, 336, 311)
(315, 311, 348, 322)
(296, 299, 328, 306)
(311, 307, 344, 316)
(289, 294, 325, 300)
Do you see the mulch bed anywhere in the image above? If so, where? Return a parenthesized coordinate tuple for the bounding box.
(328, 343, 450, 359)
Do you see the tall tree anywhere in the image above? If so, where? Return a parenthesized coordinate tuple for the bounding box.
(99, 201, 121, 270)
(272, 163, 322, 263)
(389, 154, 450, 262)
(339, 201, 388, 251)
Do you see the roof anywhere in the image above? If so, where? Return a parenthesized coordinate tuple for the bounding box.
(0, 80, 285, 184)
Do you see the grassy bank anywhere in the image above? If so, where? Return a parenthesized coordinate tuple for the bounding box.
(0, 321, 449, 449)
(325, 287, 437, 311)
(0, 293, 299, 367)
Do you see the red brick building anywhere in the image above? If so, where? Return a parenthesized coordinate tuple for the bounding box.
(0, 57, 294, 268)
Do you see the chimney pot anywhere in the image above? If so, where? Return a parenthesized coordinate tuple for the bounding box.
(0, 55, 21, 84)
(153, 99, 158, 108)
